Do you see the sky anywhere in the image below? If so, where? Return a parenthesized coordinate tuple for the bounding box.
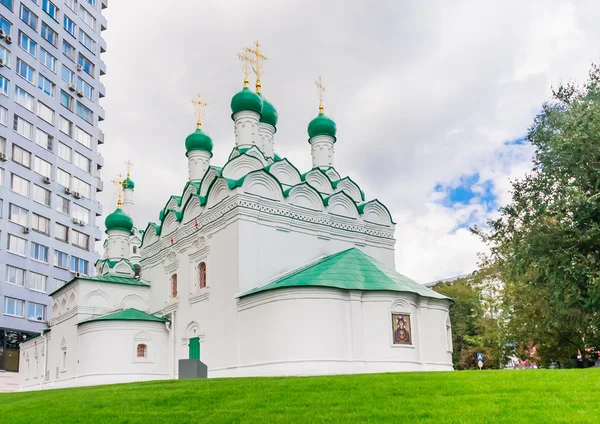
(97, 0, 600, 283)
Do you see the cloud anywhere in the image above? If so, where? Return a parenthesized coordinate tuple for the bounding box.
(97, 0, 599, 282)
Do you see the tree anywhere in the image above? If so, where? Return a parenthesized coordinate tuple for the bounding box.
(473, 64, 600, 367)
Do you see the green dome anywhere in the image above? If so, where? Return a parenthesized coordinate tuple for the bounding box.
(105, 207, 133, 233)
(258, 94, 278, 127)
(122, 177, 135, 190)
(308, 112, 337, 141)
(185, 128, 213, 154)
(231, 87, 263, 117)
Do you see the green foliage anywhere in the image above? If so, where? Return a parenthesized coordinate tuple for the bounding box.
(473, 64, 600, 366)
(434, 273, 510, 369)
(2, 371, 600, 423)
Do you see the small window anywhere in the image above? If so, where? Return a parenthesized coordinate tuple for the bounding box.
(199, 262, 206, 289)
(132, 246, 137, 254)
(136, 344, 147, 358)
(170, 274, 178, 298)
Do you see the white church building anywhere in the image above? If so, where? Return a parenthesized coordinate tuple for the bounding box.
(18, 55, 453, 390)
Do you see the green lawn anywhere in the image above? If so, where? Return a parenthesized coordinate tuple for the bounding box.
(1, 369, 600, 423)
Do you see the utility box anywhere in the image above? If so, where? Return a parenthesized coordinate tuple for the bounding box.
(178, 359, 208, 379)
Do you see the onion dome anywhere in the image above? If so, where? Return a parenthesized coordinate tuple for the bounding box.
(185, 128, 213, 154)
(308, 112, 337, 141)
(122, 177, 135, 190)
(105, 207, 133, 233)
(231, 87, 263, 118)
(258, 93, 278, 127)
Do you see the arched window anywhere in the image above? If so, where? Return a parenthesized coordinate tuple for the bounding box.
(171, 274, 178, 298)
(137, 344, 147, 358)
(199, 262, 206, 289)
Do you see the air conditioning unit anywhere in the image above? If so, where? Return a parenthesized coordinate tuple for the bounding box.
(77, 64, 83, 71)
(23, 227, 30, 234)
(0, 29, 5, 38)
(43, 176, 51, 184)
(78, 220, 85, 226)
(0, 152, 7, 161)
(74, 272, 81, 278)
(68, 83, 76, 91)
(76, 89, 84, 97)
(72, 218, 80, 225)
(73, 191, 81, 199)
(64, 187, 72, 195)
(5, 36, 11, 44)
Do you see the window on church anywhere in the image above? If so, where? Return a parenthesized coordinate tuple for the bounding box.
(199, 262, 206, 289)
(170, 274, 178, 298)
(136, 344, 147, 358)
(133, 246, 137, 254)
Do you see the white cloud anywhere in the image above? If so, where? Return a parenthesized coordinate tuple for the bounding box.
(98, 0, 600, 282)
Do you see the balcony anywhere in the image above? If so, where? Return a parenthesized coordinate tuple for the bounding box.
(95, 177, 103, 192)
(102, 0, 108, 10)
(98, 83, 106, 99)
(97, 106, 105, 122)
(98, 129, 105, 145)
(99, 60, 106, 76)
(99, 38, 107, 55)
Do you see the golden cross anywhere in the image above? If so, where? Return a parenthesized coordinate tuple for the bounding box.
(125, 160, 133, 178)
(315, 76, 326, 113)
(244, 41, 268, 93)
(191, 93, 208, 129)
(237, 50, 253, 88)
(111, 173, 124, 208)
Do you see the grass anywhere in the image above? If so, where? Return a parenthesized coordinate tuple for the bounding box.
(1, 369, 600, 423)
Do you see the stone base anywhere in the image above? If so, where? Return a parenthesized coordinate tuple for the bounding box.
(178, 359, 208, 379)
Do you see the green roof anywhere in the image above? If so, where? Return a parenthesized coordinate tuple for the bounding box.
(78, 308, 169, 326)
(239, 248, 448, 300)
(50, 275, 149, 296)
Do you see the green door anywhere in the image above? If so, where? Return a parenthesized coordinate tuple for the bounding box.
(189, 337, 200, 360)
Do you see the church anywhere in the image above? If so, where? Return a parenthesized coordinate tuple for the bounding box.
(18, 44, 453, 390)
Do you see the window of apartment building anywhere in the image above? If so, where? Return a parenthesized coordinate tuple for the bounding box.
(30, 273, 47, 294)
(61, 65, 74, 84)
(60, 90, 73, 111)
(11, 173, 29, 196)
(0, 167, 4, 186)
(74, 152, 91, 173)
(79, 5, 95, 30)
(54, 279, 67, 289)
(56, 195, 69, 214)
(55, 223, 68, 243)
(19, 4, 37, 31)
(86, 0, 96, 8)
(32, 213, 50, 235)
(72, 203, 89, 224)
(0, 75, 9, 96)
(30, 241, 49, 262)
(17, 59, 35, 85)
(40, 48, 57, 72)
(0, 136, 5, 153)
(37, 102, 55, 124)
(62, 40, 76, 62)
(58, 141, 72, 162)
(6, 266, 25, 286)
(13, 115, 34, 139)
(8, 233, 27, 256)
(35, 128, 53, 150)
(70, 256, 88, 274)
(4, 297, 25, 318)
(0, 106, 7, 126)
(78, 28, 95, 53)
(0, 14, 12, 36)
(64, 0, 76, 12)
(32, 185, 51, 206)
(63, 14, 75, 36)
(60, 115, 73, 136)
(12, 144, 31, 168)
(0, 0, 11, 10)
(38, 75, 55, 98)
(72, 177, 91, 198)
(76, 77, 94, 100)
(72, 229, 89, 250)
(0, 44, 10, 68)
(76, 101, 92, 124)
(9, 203, 28, 226)
(27, 301, 46, 321)
(18, 31, 36, 56)
(42, 0, 59, 21)
(34, 156, 52, 178)
(56, 168, 71, 188)
(54, 249, 68, 268)
(41, 22, 57, 47)
(74, 126, 92, 148)
(77, 54, 94, 77)
(15, 86, 34, 112)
